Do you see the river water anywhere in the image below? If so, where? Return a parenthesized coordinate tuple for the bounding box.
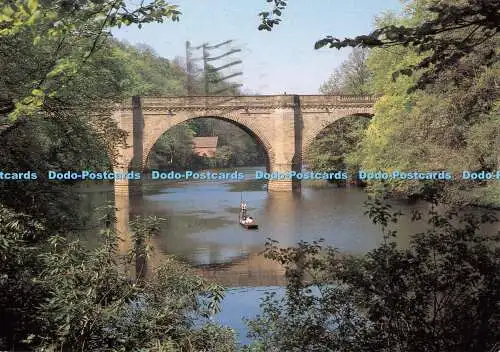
(78, 166, 499, 344)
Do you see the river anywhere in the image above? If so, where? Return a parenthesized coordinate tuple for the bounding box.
(77, 166, 499, 344)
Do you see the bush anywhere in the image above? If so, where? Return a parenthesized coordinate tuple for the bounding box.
(0, 206, 237, 351)
(245, 199, 500, 352)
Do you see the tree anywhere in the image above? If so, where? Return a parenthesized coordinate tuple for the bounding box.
(0, 0, 185, 229)
(258, 0, 499, 91)
(0, 205, 237, 351)
(348, 9, 499, 206)
(305, 117, 370, 178)
(111, 40, 187, 96)
(306, 47, 372, 182)
(263, 0, 499, 206)
(0, 1, 187, 230)
(214, 145, 232, 168)
(0, 205, 47, 349)
(244, 200, 500, 351)
(146, 124, 196, 171)
(319, 47, 372, 95)
(1, 0, 181, 120)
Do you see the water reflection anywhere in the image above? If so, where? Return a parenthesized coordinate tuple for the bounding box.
(80, 166, 499, 287)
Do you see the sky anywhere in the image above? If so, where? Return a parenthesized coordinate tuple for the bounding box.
(113, 0, 404, 95)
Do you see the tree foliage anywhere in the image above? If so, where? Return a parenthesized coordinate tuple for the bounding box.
(319, 48, 372, 95)
(257, 0, 287, 31)
(305, 117, 370, 178)
(294, 0, 500, 206)
(306, 47, 372, 181)
(111, 41, 187, 96)
(0, 0, 180, 120)
(0, 205, 237, 351)
(147, 124, 196, 171)
(0, 205, 47, 349)
(350, 9, 499, 206)
(0, 2, 242, 350)
(245, 200, 500, 351)
(259, 0, 499, 91)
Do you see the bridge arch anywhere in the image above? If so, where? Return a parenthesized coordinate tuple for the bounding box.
(142, 113, 274, 173)
(302, 112, 373, 157)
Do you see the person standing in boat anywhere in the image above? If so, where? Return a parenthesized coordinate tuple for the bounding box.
(240, 201, 248, 220)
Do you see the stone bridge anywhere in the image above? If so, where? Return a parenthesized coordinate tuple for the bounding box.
(112, 94, 376, 195)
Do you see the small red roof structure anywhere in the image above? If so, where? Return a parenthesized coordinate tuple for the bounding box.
(192, 136, 218, 157)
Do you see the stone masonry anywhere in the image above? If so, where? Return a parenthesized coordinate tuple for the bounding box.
(113, 94, 376, 195)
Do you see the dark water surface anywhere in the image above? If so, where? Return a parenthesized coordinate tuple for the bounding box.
(78, 166, 499, 343)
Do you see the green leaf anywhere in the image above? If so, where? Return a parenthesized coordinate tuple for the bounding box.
(27, 0, 38, 12)
(31, 88, 43, 97)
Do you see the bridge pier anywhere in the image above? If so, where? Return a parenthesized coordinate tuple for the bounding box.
(268, 179, 297, 191)
(114, 178, 142, 196)
(267, 162, 302, 192)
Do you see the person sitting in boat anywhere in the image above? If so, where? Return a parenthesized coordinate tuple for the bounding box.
(245, 216, 254, 224)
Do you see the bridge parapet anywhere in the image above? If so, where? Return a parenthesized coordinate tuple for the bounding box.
(299, 95, 377, 108)
(116, 95, 377, 112)
(120, 95, 295, 111)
